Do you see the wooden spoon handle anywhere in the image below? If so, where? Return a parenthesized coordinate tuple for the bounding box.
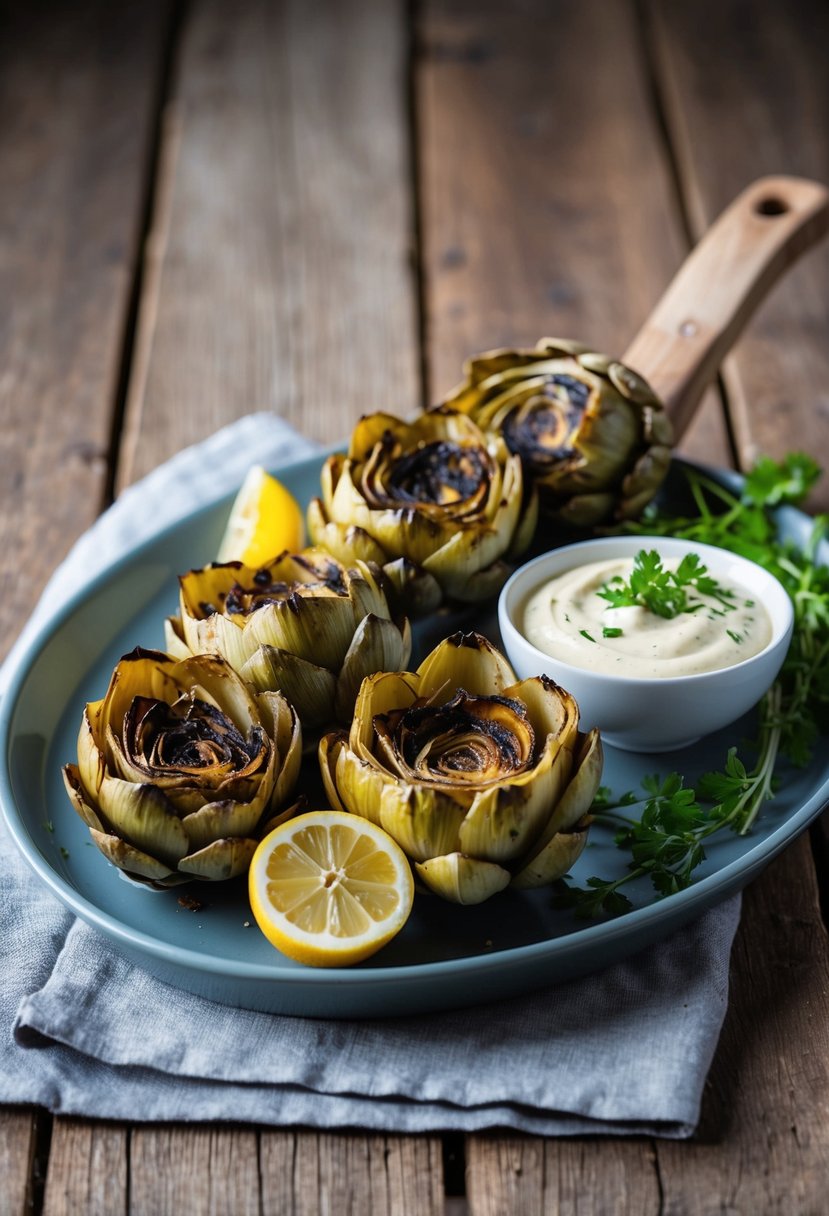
(622, 176, 829, 439)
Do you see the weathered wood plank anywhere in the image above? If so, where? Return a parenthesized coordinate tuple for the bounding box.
(113, 3, 430, 1211)
(0, 2, 169, 1211)
(129, 1126, 259, 1216)
(465, 1137, 661, 1215)
(42, 1121, 127, 1216)
(642, 5, 829, 1206)
(415, 1, 727, 1203)
(118, 0, 420, 487)
(647, 0, 829, 508)
(416, 0, 730, 468)
(655, 836, 829, 1213)
(0, 0, 172, 663)
(259, 1132, 445, 1216)
(0, 1111, 37, 1216)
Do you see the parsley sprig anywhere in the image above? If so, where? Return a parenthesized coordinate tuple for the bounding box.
(597, 548, 736, 619)
(557, 452, 829, 918)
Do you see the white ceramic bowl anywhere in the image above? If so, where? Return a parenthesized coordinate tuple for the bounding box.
(498, 535, 794, 752)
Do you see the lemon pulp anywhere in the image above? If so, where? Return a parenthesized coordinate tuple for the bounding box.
(249, 811, 414, 967)
(217, 465, 304, 565)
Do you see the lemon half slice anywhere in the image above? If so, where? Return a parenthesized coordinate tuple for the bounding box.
(249, 811, 415, 967)
(217, 465, 304, 565)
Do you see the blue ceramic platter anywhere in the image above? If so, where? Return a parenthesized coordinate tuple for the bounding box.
(1, 454, 828, 1017)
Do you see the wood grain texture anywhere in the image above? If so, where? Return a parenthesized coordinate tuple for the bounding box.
(118, 0, 420, 487)
(129, 1127, 259, 1216)
(0, 0, 171, 663)
(655, 835, 829, 1213)
(465, 1137, 661, 1215)
(623, 176, 829, 439)
(259, 1132, 444, 1215)
(416, 0, 730, 465)
(0, 1111, 36, 1216)
(42, 1122, 127, 1216)
(647, 0, 829, 507)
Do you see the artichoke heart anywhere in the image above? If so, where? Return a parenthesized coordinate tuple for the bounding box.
(441, 338, 673, 526)
(307, 409, 537, 611)
(63, 649, 302, 888)
(319, 631, 603, 903)
(165, 547, 411, 737)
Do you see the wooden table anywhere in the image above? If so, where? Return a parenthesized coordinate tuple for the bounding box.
(2, 1, 829, 1211)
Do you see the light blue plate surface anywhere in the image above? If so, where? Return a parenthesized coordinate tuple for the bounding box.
(1, 455, 828, 1017)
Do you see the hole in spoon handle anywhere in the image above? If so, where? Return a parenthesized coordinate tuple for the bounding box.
(622, 176, 829, 440)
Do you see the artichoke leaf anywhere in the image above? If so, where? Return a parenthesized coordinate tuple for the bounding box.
(381, 558, 443, 617)
(333, 740, 393, 827)
(77, 706, 107, 798)
(415, 631, 517, 702)
(177, 837, 258, 881)
(422, 554, 513, 604)
(348, 411, 410, 459)
(349, 670, 420, 752)
(553, 490, 617, 528)
(180, 602, 257, 671)
(344, 560, 395, 623)
(242, 644, 336, 728)
(62, 764, 105, 831)
(319, 732, 349, 813)
(97, 774, 189, 866)
(174, 654, 263, 735)
(507, 490, 539, 560)
(89, 828, 182, 885)
(504, 676, 579, 751)
(163, 616, 192, 660)
(618, 445, 674, 520)
(457, 761, 560, 863)
(257, 692, 302, 808)
(99, 651, 182, 745)
(416, 853, 510, 905)
(510, 818, 591, 889)
(379, 782, 466, 862)
(181, 797, 266, 850)
(305, 502, 388, 568)
(318, 452, 346, 515)
(247, 595, 357, 673)
(334, 613, 412, 723)
(542, 729, 603, 838)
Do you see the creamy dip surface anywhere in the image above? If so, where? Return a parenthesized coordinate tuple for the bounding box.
(522, 555, 773, 678)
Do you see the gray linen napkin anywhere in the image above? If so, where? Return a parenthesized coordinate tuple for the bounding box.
(1, 414, 740, 1136)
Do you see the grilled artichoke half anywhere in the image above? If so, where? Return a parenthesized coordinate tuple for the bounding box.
(442, 337, 673, 527)
(165, 548, 411, 737)
(307, 409, 537, 613)
(62, 649, 302, 888)
(319, 631, 602, 904)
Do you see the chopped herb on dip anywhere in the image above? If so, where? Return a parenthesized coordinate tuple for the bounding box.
(522, 550, 772, 678)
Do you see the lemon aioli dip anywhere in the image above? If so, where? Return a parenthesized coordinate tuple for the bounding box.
(522, 556, 773, 678)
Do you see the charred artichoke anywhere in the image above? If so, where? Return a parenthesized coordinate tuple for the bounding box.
(319, 632, 602, 904)
(307, 409, 537, 612)
(62, 649, 302, 887)
(442, 337, 672, 527)
(165, 549, 411, 736)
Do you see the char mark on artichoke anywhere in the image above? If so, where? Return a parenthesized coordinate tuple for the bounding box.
(124, 694, 267, 777)
(375, 689, 534, 787)
(440, 338, 673, 527)
(319, 631, 603, 904)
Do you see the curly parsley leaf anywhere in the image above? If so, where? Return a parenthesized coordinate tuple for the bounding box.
(556, 453, 828, 919)
(597, 548, 735, 619)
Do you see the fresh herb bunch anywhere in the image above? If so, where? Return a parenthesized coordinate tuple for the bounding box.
(557, 452, 829, 918)
(597, 548, 736, 621)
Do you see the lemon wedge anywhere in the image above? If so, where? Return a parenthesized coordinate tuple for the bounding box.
(248, 811, 415, 967)
(217, 465, 304, 565)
